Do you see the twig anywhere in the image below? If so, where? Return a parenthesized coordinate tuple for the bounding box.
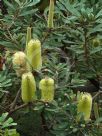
(93, 90, 102, 100)
(0, 105, 7, 111)
(83, 28, 89, 67)
(41, 109, 49, 134)
(8, 103, 28, 116)
(41, 28, 52, 45)
(10, 88, 21, 111)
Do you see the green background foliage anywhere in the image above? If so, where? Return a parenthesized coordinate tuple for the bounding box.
(0, 0, 102, 136)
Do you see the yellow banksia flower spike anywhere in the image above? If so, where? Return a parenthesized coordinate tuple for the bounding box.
(21, 72, 36, 103)
(77, 92, 92, 121)
(48, 0, 55, 28)
(12, 51, 29, 76)
(39, 77, 54, 102)
(26, 39, 42, 71)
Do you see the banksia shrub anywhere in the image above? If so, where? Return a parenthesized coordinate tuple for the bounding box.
(39, 77, 54, 102)
(77, 92, 92, 121)
(21, 72, 36, 103)
(48, 0, 55, 28)
(26, 39, 42, 71)
(12, 51, 28, 76)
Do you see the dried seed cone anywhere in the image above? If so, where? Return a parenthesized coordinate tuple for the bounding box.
(26, 39, 42, 71)
(39, 77, 54, 102)
(77, 92, 92, 121)
(12, 51, 28, 76)
(21, 72, 36, 103)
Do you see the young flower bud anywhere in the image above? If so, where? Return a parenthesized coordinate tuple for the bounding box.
(25, 27, 32, 52)
(88, 13, 95, 21)
(39, 77, 54, 102)
(69, 0, 76, 4)
(12, 51, 28, 76)
(26, 39, 42, 71)
(92, 38, 100, 47)
(21, 72, 36, 103)
(47, 0, 54, 28)
(77, 92, 92, 121)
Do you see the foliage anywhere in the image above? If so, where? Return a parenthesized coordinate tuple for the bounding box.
(0, 0, 102, 136)
(0, 71, 12, 99)
(0, 112, 20, 136)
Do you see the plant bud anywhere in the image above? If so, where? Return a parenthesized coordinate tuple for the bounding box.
(88, 13, 95, 21)
(21, 72, 36, 103)
(92, 38, 100, 47)
(26, 39, 42, 71)
(25, 27, 31, 53)
(12, 51, 28, 76)
(77, 92, 92, 121)
(69, 0, 76, 4)
(39, 77, 54, 102)
(48, 0, 54, 28)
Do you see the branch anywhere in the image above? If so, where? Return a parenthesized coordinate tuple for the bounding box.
(83, 28, 89, 67)
(41, 28, 52, 45)
(93, 90, 102, 100)
(10, 88, 21, 111)
(8, 103, 28, 116)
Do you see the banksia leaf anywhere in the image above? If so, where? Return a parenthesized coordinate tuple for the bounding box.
(47, 0, 54, 28)
(21, 72, 36, 103)
(26, 39, 42, 71)
(12, 51, 28, 76)
(77, 92, 92, 121)
(39, 77, 54, 102)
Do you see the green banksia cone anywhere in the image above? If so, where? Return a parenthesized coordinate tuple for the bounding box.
(26, 39, 42, 71)
(39, 77, 54, 102)
(48, 0, 54, 28)
(77, 92, 92, 121)
(21, 72, 36, 103)
(92, 38, 100, 47)
(12, 51, 29, 76)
